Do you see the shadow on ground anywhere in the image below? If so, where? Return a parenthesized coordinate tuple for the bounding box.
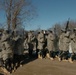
(0, 73, 4, 75)
(22, 53, 38, 65)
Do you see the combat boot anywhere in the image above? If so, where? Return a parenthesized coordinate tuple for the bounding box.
(20, 64, 23, 67)
(2, 67, 10, 75)
(58, 57, 61, 61)
(46, 53, 50, 58)
(50, 57, 54, 60)
(55, 55, 58, 58)
(38, 54, 42, 59)
(12, 67, 16, 73)
(68, 58, 73, 63)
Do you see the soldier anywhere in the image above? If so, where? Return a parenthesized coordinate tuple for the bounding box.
(12, 30, 24, 70)
(58, 29, 65, 61)
(31, 31, 37, 57)
(37, 30, 45, 59)
(58, 29, 70, 62)
(17, 36, 24, 67)
(58, 29, 65, 52)
(43, 30, 48, 58)
(46, 30, 55, 60)
(1, 30, 13, 74)
(28, 31, 35, 58)
(69, 28, 76, 63)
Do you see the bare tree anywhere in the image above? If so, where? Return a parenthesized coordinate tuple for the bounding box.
(5, 0, 12, 30)
(1, 0, 37, 30)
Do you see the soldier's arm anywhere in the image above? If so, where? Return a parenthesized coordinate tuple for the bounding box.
(31, 36, 35, 42)
(37, 35, 43, 43)
(49, 34, 55, 41)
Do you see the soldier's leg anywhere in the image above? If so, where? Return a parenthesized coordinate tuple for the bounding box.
(74, 53, 76, 60)
(0, 59, 4, 72)
(38, 50, 42, 59)
(55, 50, 60, 58)
(28, 43, 33, 58)
(16, 55, 21, 68)
(52, 51, 56, 58)
(13, 54, 17, 72)
(72, 53, 76, 61)
(44, 48, 48, 58)
(46, 50, 50, 59)
(6, 58, 10, 72)
(61, 51, 68, 62)
(8, 58, 14, 73)
(19, 55, 24, 67)
(10, 58, 15, 73)
(49, 51, 54, 60)
(6, 58, 13, 73)
(68, 52, 73, 63)
(57, 50, 63, 61)
(36, 49, 39, 57)
(16, 54, 23, 68)
(60, 51, 66, 61)
(10, 53, 14, 72)
(29, 49, 33, 58)
(2, 59, 10, 74)
(41, 49, 45, 58)
(13, 54, 18, 70)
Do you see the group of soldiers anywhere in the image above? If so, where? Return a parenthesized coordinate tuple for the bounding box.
(0, 28, 76, 74)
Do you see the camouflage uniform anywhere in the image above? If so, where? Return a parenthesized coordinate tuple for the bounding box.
(1, 30, 13, 73)
(28, 31, 35, 57)
(58, 32, 65, 51)
(37, 31, 45, 58)
(62, 31, 70, 51)
(58, 30, 70, 61)
(47, 31, 55, 51)
(70, 32, 76, 53)
(46, 31, 55, 59)
(13, 32, 24, 68)
(70, 29, 76, 62)
(31, 32, 37, 55)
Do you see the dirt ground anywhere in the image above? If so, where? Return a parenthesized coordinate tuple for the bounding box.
(0, 57, 76, 75)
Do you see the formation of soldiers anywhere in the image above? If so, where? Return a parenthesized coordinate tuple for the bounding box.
(0, 28, 76, 74)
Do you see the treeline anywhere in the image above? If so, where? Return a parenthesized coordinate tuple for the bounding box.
(49, 20, 76, 37)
